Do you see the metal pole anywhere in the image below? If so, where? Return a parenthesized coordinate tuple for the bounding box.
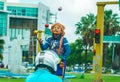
(93, 4, 104, 82)
(93, 1, 119, 82)
(112, 43, 115, 63)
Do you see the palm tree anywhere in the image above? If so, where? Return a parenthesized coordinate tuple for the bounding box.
(74, 10, 120, 69)
(67, 39, 84, 66)
(103, 10, 120, 67)
(104, 10, 120, 35)
(75, 13, 96, 65)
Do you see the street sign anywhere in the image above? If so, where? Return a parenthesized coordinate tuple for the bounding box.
(103, 36, 120, 43)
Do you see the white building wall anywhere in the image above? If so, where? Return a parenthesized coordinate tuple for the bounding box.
(36, 2, 50, 52)
(38, 2, 49, 31)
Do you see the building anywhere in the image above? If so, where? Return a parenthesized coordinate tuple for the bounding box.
(0, 0, 55, 67)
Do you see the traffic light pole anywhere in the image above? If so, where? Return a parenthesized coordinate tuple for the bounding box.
(93, 3, 104, 82)
(93, 1, 118, 82)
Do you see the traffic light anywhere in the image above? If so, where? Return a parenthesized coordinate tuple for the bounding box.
(95, 29, 100, 44)
(93, 49, 96, 55)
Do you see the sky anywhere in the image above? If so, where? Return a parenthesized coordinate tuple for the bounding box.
(7, 0, 119, 43)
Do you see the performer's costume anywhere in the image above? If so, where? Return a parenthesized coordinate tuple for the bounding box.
(40, 23, 71, 78)
(25, 69, 62, 82)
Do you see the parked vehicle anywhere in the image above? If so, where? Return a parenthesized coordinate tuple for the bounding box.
(102, 67, 107, 73)
(0, 61, 4, 68)
(87, 65, 93, 70)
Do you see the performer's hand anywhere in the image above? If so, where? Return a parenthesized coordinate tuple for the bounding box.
(59, 58, 62, 62)
(37, 38, 43, 44)
(59, 61, 64, 68)
(59, 55, 65, 61)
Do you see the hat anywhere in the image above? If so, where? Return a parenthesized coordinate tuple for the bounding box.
(35, 50, 60, 71)
(51, 23, 65, 36)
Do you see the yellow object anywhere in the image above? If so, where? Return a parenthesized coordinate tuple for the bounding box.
(59, 76, 63, 79)
(34, 30, 39, 34)
(93, 1, 118, 82)
(33, 30, 44, 53)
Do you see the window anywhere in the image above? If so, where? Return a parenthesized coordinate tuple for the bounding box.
(0, 13, 7, 36)
(7, 6, 38, 17)
(0, 1, 4, 10)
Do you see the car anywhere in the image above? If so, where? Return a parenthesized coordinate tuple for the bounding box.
(102, 67, 107, 73)
(87, 65, 93, 70)
(0, 61, 4, 68)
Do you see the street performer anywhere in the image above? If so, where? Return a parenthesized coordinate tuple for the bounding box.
(38, 23, 71, 78)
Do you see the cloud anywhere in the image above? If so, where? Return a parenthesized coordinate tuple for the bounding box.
(55, 0, 98, 42)
(7, 0, 19, 3)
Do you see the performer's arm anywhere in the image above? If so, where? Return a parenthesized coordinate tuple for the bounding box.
(62, 38, 71, 60)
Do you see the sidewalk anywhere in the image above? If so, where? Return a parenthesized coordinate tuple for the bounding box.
(102, 74, 120, 77)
